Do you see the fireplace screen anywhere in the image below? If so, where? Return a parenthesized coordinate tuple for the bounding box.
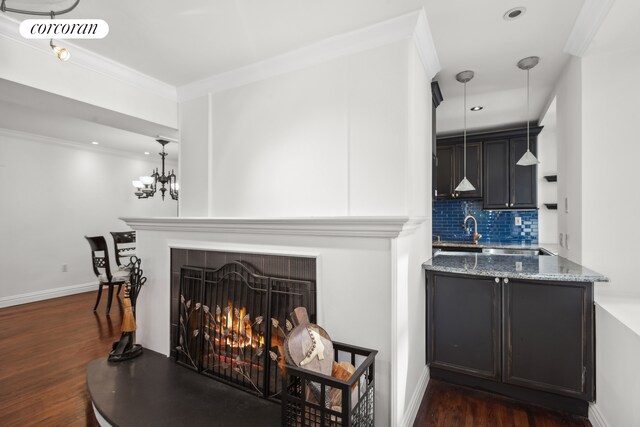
(175, 261, 316, 399)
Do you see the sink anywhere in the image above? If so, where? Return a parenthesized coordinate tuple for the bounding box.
(482, 248, 551, 256)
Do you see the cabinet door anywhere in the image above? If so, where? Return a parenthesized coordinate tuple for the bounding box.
(483, 140, 510, 209)
(436, 145, 455, 199)
(455, 142, 482, 199)
(503, 279, 594, 400)
(427, 273, 500, 380)
(510, 137, 537, 209)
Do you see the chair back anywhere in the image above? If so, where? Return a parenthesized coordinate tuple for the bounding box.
(85, 235, 113, 282)
(110, 231, 136, 267)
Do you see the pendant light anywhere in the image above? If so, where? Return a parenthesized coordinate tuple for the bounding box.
(516, 56, 540, 166)
(454, 70, 476, 192)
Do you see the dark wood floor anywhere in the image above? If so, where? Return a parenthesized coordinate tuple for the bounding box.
(0, 290, 122, 426)
(1, 292, 592, 427)
(413, 379, 592, 427)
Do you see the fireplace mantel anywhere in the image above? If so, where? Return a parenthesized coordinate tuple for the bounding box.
(120, 216, 426, 238)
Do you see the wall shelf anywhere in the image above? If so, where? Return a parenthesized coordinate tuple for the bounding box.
(544, 175, 557, 182)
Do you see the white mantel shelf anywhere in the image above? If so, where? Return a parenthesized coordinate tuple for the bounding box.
(120, 216, 427, 238)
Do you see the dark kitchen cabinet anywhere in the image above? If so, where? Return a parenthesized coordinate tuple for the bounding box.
(427, 273, 500, 380)
(435, 145, 455, 198)
(435, 142, 482, 199)
(483, 137, 537, 209)
(432, 81, 443, 198)
(503, 279, 594, 401)
(426, 270, 595, 414)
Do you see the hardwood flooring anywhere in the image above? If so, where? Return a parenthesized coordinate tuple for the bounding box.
(0, 290, 123, 427)
(414, 379, 592, 427)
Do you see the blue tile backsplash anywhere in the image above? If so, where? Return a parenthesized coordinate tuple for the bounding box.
(433, 199, 538, 244)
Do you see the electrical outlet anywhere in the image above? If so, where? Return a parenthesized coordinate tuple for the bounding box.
(515, 261, 523, 271)
(62, 264, 68, 272)
(515, 217, 522, 226)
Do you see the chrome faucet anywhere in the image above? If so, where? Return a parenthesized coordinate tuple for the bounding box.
(463, 215, 482, 244)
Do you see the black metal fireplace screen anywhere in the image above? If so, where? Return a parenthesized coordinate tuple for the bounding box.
(175, 261, 316, 400)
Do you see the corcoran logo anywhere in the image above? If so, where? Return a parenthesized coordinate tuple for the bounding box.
(19, 19, 109, 39)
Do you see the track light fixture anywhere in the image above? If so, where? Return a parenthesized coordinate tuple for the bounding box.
(50, 39, 70, 61)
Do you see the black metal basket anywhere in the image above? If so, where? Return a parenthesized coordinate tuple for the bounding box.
(281, 342, 377, 427)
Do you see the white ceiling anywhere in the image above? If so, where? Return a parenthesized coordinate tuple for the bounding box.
(426, 0, 584, 134)
(3, 0, 590, 147)
(14, 0, 427, 86)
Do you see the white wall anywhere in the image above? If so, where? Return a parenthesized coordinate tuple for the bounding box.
(0, 131, 177, 305)
(593, 305, 640, 427)
(554, 57, 582, 262)
(180, 40, 419, 217)
(537, 100, 558, 244)
(581, 43, 640, 299)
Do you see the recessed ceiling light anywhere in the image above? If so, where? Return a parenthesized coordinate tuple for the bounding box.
(144, 151, 150, 155)
(91, 141, 99, 145)
(503, 7, 526, 20)
(470, 106, 483, 111)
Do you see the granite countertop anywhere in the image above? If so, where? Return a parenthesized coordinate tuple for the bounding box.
(423, 253, 608, 283)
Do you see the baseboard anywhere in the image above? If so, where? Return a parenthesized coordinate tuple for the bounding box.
(589, 403, 609, 427)
(0, 282, 96, 308)
(400, 366, 430, 427)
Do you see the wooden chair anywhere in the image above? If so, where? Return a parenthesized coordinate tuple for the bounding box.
(85, 236, 129, 314)
(110, 231, 136, 269)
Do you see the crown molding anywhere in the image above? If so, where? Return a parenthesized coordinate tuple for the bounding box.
(178, 8, 441, 102)
(0, 127, 179, 165)
(120, 216, 427, 238)
(0, 14, 177, 101)
(413, 9, 441, 80)
(564, 0, 616, 57)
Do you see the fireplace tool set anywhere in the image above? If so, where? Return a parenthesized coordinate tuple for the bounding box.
(108, 256, 146, 362)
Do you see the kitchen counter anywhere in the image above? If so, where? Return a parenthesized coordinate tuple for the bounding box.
(423, 252, 608, 283)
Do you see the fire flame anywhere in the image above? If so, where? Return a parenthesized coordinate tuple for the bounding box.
(213, 302, 264, 349)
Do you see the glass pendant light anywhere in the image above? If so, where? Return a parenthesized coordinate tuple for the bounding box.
(455, 70, 476, 192)
(516, 56, 540, 166)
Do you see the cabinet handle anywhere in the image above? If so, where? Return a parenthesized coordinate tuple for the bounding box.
(510, 203, 514, 207)
(495, 278, 500, 283)
(505, 203, 508, 207)
(504, 278, 509, 284)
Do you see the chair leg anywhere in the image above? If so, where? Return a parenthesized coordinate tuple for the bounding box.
(93, 284, 103, 311)
(106, 284, 115, 315)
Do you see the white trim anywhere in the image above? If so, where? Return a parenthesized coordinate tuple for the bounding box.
(121, 216, 427, 238)
(0, 127, 179, 166)
(564, 0, 616, 57)
(0, 282, 96, 308)
(92, 403, 113, 427)
(390, 238, 399, 426)
(400, 366, 430, 427)
(412, 9, 441, 80)
(0, 14, 177, 101)
(178, 8, 440, 101)
(589, 402, 610, 427)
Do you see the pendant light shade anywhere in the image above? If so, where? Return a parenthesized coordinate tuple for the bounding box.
(454, 70, 476, 192)
(516, 56, 540, 166)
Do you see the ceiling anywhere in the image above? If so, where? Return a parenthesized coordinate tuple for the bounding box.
(2, 0, 589, 147)
(427, 0, 584, 134)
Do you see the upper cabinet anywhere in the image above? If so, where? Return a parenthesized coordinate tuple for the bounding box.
(484, 134, 538, 210)
(436, 141, 483, 199)
(436, 126, 541, 209)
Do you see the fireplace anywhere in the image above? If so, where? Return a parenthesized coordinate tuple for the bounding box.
(171, 249, 316, 400)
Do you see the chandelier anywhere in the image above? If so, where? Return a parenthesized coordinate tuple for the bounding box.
(132, 139, 178, 201)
